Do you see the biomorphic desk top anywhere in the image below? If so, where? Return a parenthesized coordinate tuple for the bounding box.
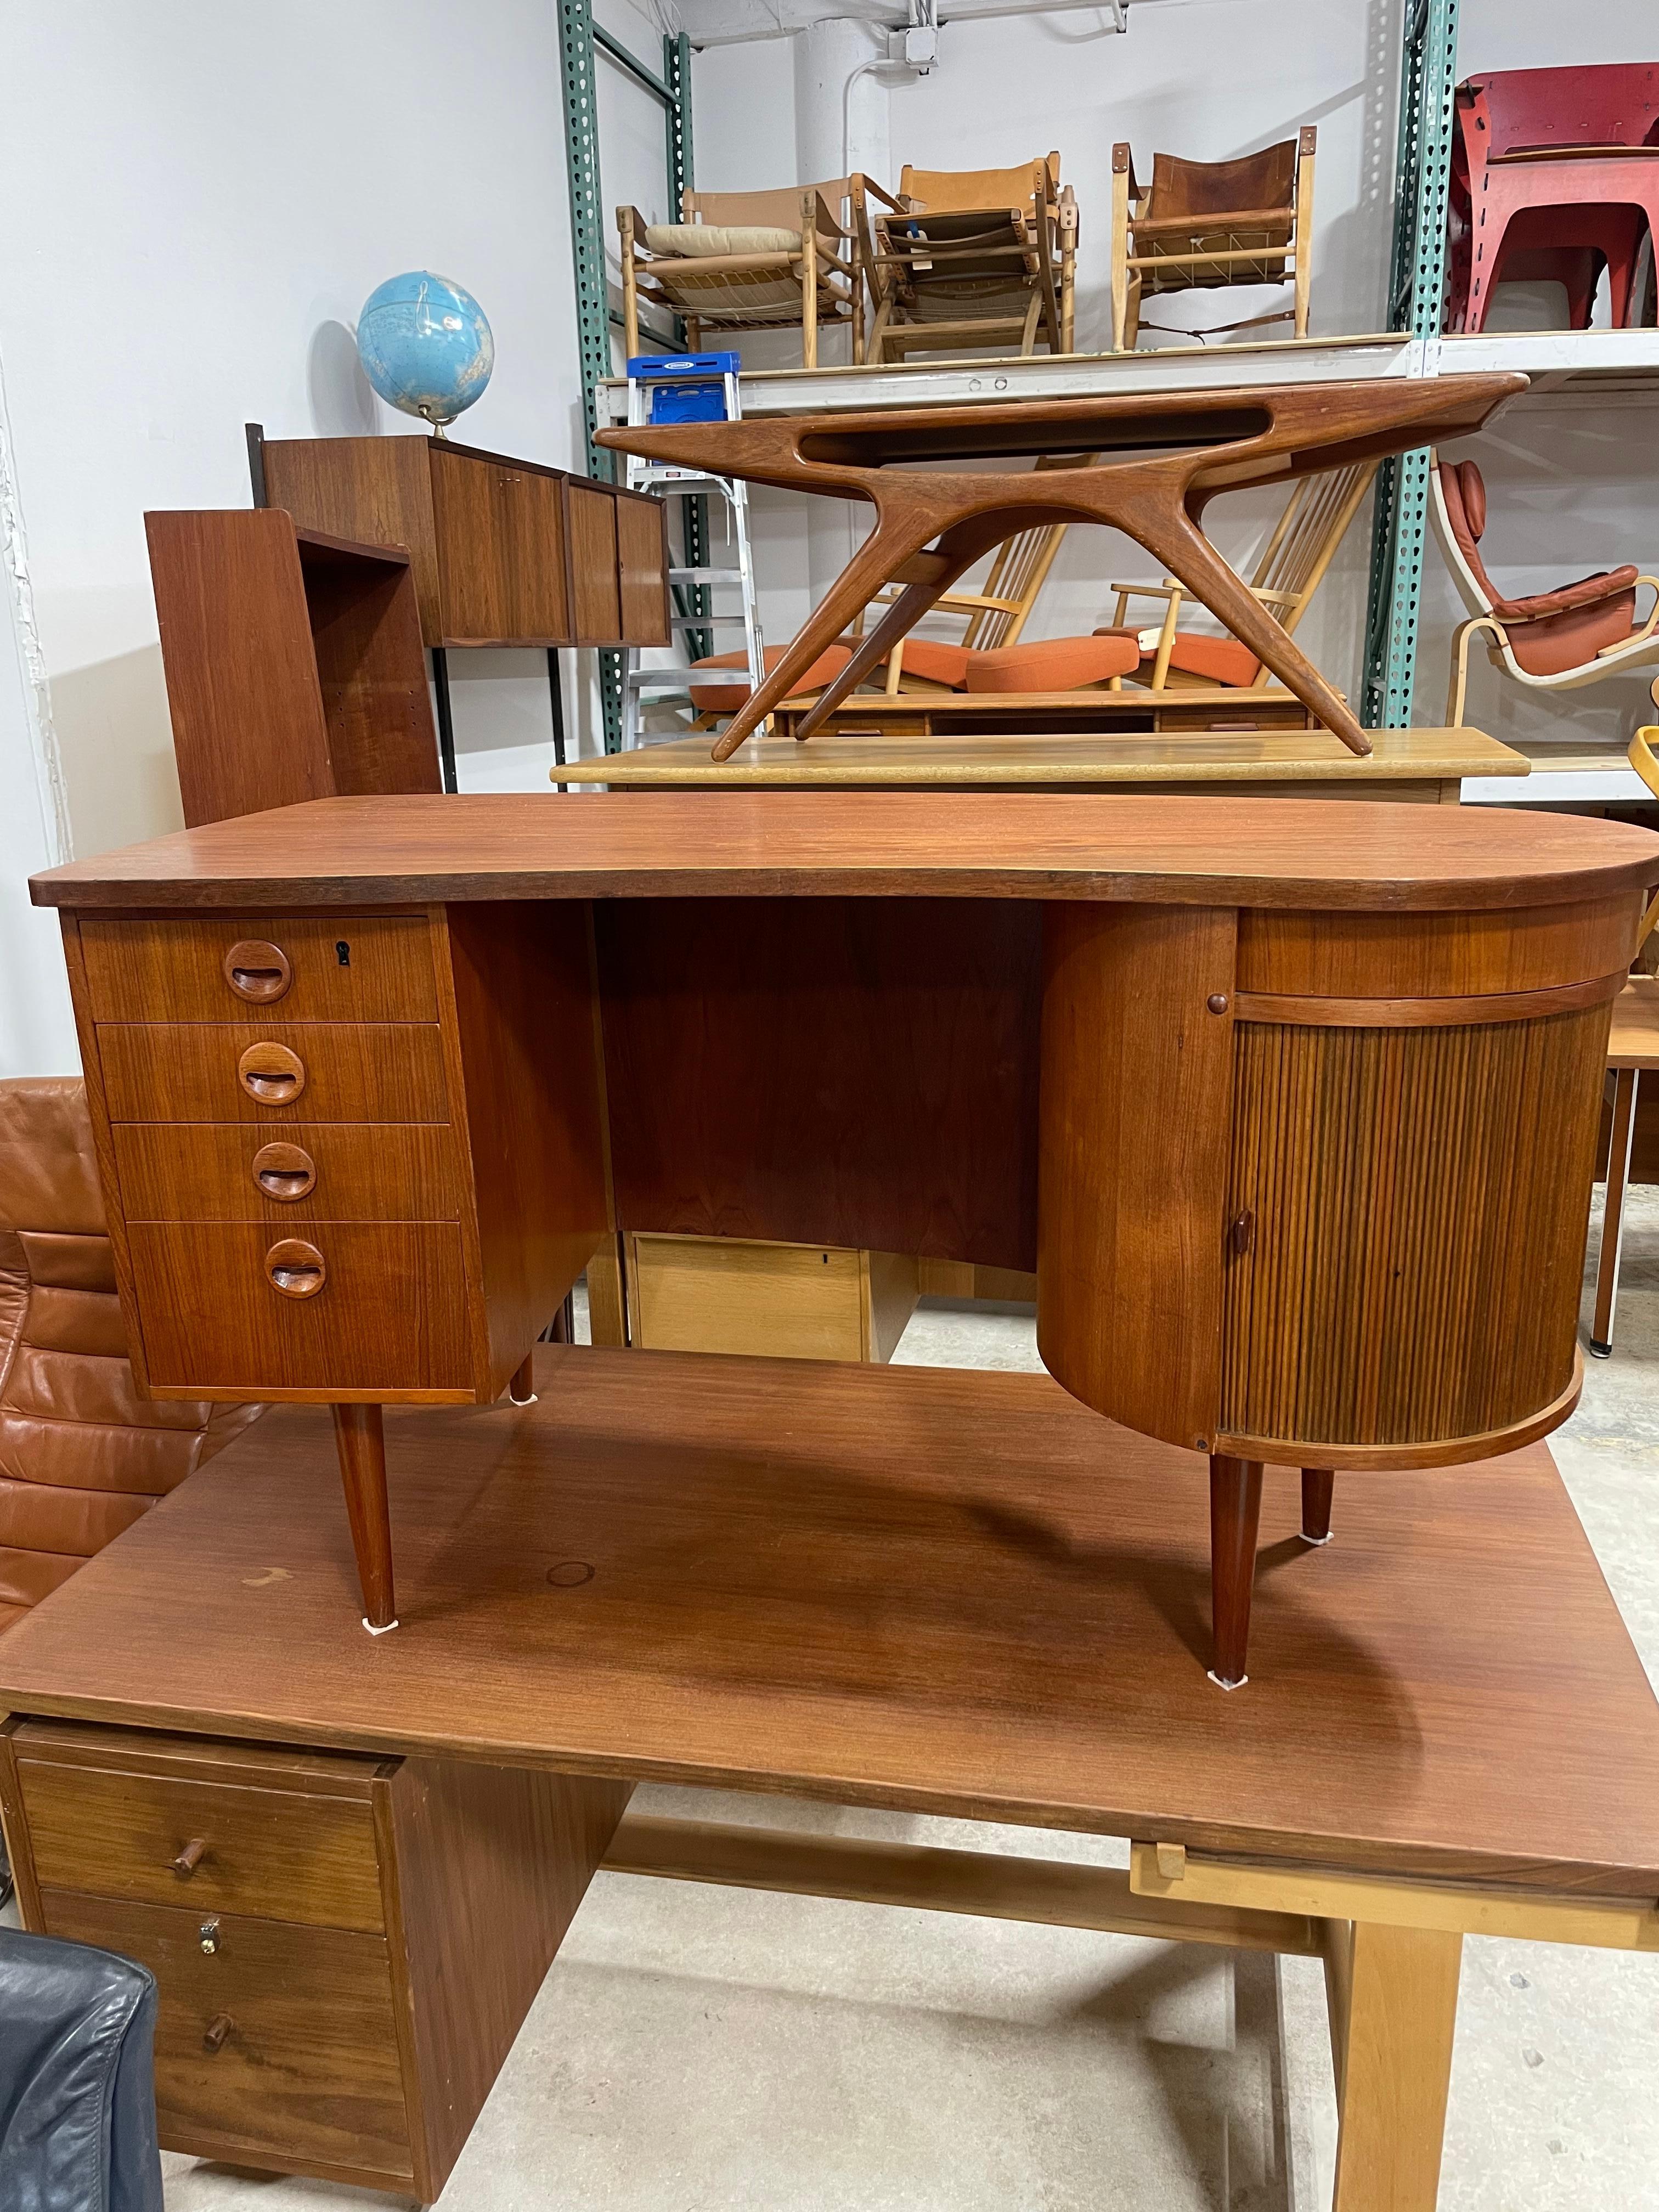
(29, 789, 1659, 913)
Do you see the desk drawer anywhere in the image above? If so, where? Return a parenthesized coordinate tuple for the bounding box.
(98, 1022, 450, 1125)
(16, 1750, 385, 1932)
(130, 1220, 472, 1392)
(114, 1122, 464, 1223)
(38, 1890, 412, 2182)
(78, 915, 438, 1024)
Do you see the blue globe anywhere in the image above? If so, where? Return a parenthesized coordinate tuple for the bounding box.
(356, 272, 494, 430)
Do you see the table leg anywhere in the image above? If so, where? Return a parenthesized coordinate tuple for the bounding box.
(330, 1404, 398, 1632)
(509, 1353, 538, 1406)
(1331, 1921, 1462, 2211)
(548, 647, 567, 792)
(1301, 1468, 1335, 1545)
(1592, 1066, 1638, 1357)
(1209, 1454, 1263, 1689)
(431, 647, 459, 794)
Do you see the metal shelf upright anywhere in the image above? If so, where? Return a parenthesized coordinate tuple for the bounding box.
(558, 1, 706, 748)
(1361, 0, 1462, 727)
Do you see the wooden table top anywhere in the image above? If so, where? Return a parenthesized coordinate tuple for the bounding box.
(4, 1350, 1657, 1895)
(562, 727, 1528, 788)
(31, 790, 1658, 913)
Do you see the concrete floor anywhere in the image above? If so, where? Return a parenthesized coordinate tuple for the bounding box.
(115, 1196, 1659, 2206)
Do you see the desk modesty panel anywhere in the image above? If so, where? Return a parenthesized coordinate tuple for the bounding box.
(32, 791, 1659, 1680)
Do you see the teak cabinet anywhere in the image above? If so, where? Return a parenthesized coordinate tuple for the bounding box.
(146, 511, 442, 829)
(0, 1717, 630, 2200)
(253, 430, 671, 652)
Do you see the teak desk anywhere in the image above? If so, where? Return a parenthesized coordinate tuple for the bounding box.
(30, 790, 1659, 1684)
(2, 1354, 1658, 2205)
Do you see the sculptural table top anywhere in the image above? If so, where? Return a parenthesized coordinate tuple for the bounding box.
(30, 788, 1657, 914)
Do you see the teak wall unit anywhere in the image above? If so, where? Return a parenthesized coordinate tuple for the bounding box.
(146, 511, 442, 830)
(32, 789, 1659, 1685)
(249, 427, 671, 788)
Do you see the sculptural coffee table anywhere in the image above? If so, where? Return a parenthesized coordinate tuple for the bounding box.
(599, 373, 1527, 759)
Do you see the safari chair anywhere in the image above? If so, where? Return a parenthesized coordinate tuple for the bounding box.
(1104, 460, 1379, 693)
(1110, 129, 1316, 351)
(619, 181, 867, 367)
(1432, 454, 1659, 724)
(861, 156, 1077, 361)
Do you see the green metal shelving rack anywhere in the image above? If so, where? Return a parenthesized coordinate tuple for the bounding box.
(1361, 0, 1462, 728)
(557, 0, 703, 748)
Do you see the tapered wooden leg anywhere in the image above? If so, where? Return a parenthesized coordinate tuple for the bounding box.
(1331, 1922, 1462, 2212)
(509, 1352, 538, 1406)
(330, 1404, 397, 1632)
(1592, 1065, 1638, 1357)
(1301, 1467, 1335, 1545)
(1209, 1453, 1263, 1689)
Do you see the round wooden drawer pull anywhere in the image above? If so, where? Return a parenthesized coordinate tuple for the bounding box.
(251, 1141, 317, 1201)
(203, 2013, 234, 2053)
(266, 1239, 327, 1299)
(223, 940, 291, 1003)
(171, 1837, 207, 1878)
(238, 1041, 306, 1105)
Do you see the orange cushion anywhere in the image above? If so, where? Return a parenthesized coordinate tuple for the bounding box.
(1154, 634, 1262, 687)
(689, 643, 853, 713)
(1508, 590, 1640, 676)
(963, 634, 1140, 693)
(897, 638, 972, 687)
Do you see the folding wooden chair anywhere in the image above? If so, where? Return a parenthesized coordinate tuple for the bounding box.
(861, 156, 1077, 362)
(1432, 454, 1659, 724)
(619, 181, 866, 368)
(1110, 130, 1316, 351)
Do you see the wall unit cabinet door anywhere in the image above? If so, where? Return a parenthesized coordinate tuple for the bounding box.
(566, 482, 623, 645)
(616, 492, 670, 647)
(430, 449, 572, 644)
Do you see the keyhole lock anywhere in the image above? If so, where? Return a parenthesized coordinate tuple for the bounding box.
(199, 1918, 221, 1955)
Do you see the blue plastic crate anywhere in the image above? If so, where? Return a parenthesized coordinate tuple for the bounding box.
(627, 352, 742, 425)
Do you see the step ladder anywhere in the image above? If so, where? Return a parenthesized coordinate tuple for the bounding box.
(620, 353, 765, 749)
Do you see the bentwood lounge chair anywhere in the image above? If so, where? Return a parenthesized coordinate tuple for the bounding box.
(1432, 455, 1659, 725)
(1110, 129, 1316, 352)
(1447, 66, 1659, 335)
(862, 157, 1077, 361)
(619, 182, 867, 368)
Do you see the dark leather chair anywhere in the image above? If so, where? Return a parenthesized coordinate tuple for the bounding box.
(0, 1926, 163, 2211)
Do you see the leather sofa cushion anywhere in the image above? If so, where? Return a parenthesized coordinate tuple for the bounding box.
(0, 1545, 81, 1612)
(0, 1406, 262, 1496)
(1507, 589, 1640, 676)
(17, 1232, 117, 1295)
(0, 1475, 151, 1558)
(0, 1081, 106, 1238)
(1439, 457, 1641, 625)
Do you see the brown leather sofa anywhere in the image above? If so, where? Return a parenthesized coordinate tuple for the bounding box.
(0, 1079, 261, 1635)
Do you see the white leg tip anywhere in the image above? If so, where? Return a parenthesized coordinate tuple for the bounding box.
(362, 1616, 400, 1636)
(509, 1389, 539, 1407)
(1299, 1531, 1334, 1547)
(1207, 1669, 1248, 1692)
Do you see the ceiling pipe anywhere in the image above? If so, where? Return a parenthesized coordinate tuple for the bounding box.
(679, 0, 1156, 49)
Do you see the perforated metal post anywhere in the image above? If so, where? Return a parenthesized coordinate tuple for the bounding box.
(558, 0, 623, 746)
(1361, 0, 1461, 727)
(662, 32, 712, 662)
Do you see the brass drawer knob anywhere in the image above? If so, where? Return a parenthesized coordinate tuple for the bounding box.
(199, 1919, 221, 1955)
(266, 1239, 327, 1300)
(202, 2012, 234, 2052)
(251, 1141, 316, 1201)
(238, 1041, 306, 1106)
(223, 940, 292, 1004)
(171, 1837, 207, 1878)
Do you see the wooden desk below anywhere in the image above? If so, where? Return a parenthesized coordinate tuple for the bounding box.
(563, 725, 1527, 804)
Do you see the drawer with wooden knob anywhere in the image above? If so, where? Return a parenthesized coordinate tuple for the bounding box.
(111, 1122, 464, 1223)
(37, 1889, 412, 2182)
(11, 1723, 386, 1930)
(95, 1020, 450, 1124)
(126, 1219, 471, 1392)
(77, 913, 439, 1023)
